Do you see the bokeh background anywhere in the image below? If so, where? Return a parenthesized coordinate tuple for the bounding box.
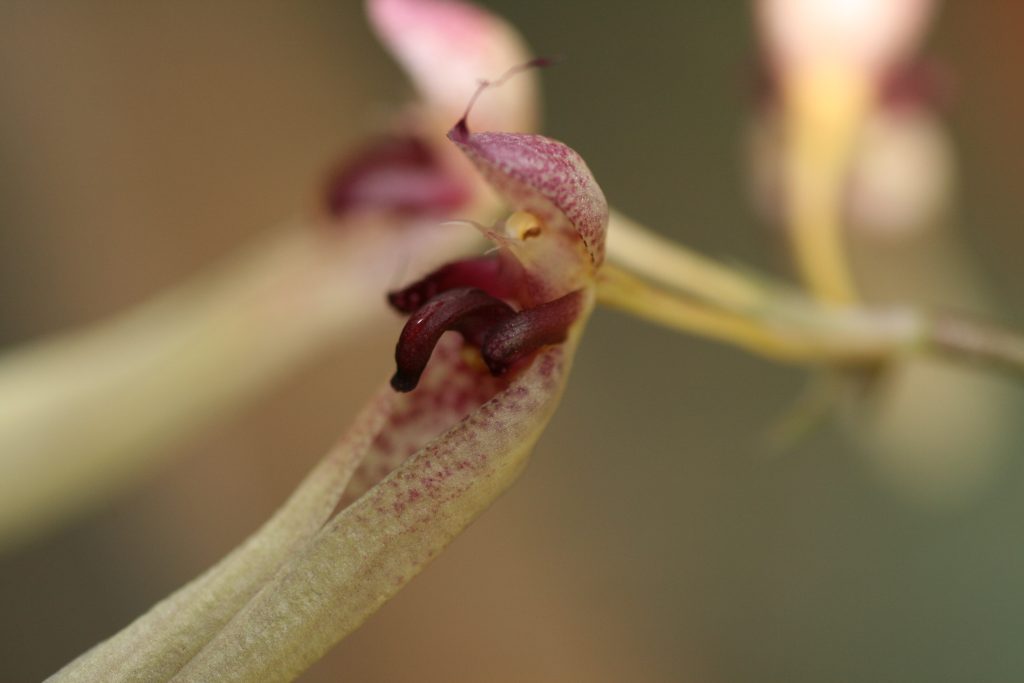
(2, 2, 1024, 681)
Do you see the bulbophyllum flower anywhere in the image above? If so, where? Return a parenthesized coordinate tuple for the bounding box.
(0, 0, 537, 550)
(31, 2, 1024, 679)
(53, 57, 1023, 679)
(54, 78, 606, 683)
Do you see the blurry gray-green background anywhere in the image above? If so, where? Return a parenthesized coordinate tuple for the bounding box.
(1, 2, 1023, 681)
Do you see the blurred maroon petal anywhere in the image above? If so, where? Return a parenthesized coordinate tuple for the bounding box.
(324, 134, 471, 218)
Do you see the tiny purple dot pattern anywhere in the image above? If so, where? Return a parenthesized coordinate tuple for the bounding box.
(451, 131, 609, 266)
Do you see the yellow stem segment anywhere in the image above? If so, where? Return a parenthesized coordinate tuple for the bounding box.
(597, 264, 923, 365)
(783, 65, 872, 304)
(605, 210, 767, 313)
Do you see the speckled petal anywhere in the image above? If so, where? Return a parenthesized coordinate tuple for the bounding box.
(170, 293, 594, 682)
(367, 0, 538, 133)
(449, 129, 609, 268)
(341, 333, 511, 504)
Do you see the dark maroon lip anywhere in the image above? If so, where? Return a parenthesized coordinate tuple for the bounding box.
(388, 258, 583, 393)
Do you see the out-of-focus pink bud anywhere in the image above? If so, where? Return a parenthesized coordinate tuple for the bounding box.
(367, 0, 539, 133)
(757, 0, 936, 74)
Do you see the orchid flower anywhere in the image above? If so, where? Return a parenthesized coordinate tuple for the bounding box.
(31, 1, 1024, 680)
(0, 0, 539, 550)
(52, 53, 606, 680)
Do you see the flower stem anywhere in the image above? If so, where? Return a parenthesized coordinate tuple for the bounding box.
(605, 210, 767, 312)
(602, 209, 1024, 377)
(597, 264, 922, 364)
(782, 67, 871, 304)
(928, 312, 1024, 379)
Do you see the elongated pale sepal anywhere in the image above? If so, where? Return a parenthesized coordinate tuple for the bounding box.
(50, 389, 397, 683)
(169, 301, 591, 682)
(0, 218, 478, 549)
(51, 320, 542, 680)
(367, 0, 539, 134)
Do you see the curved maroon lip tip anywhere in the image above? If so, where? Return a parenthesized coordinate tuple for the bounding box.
(390, 287, 516, 392)
(388, 260, 584, 393)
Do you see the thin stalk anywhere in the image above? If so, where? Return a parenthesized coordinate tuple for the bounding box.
(782, 66, 871, 304)
(598, 260, 1024, 381)
(605, 210, 768, 312)
(597, 264, 923, 364)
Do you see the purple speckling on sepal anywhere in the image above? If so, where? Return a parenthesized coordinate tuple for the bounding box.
(448, 130, 609, 266)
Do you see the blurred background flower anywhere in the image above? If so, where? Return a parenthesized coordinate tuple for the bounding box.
(2, 2, 1024, 681)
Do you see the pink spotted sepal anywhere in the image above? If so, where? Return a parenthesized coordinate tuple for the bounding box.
(447, 124, 609, 301)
